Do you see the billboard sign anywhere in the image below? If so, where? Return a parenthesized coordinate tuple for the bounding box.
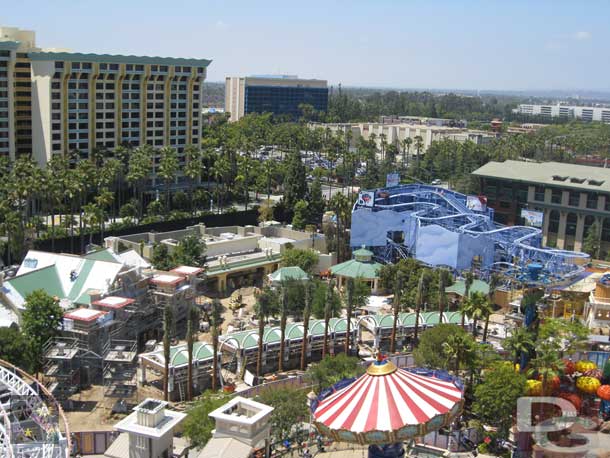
(386, 173, 400, 188)
(521, 209, 544, 228)
(357, 191, 375, 207)
(466, 195, 487, 212)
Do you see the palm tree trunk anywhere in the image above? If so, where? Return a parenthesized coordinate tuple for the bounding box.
(278, 314, 286, 372)
(301, 288, 311, 371)
(414, 304, 421, 342)
(390, 304, 399, 354)
(322, 317, 330, 358)
(256, 315, 265, 377)
(345, 303, 352, 355)
(212, 329, 219, 391)
(483, 315, 490, 341)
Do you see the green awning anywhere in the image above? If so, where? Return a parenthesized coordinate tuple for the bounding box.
(269, 266, 310, 283)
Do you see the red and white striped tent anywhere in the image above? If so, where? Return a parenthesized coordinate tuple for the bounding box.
(312, 360, 463, 445)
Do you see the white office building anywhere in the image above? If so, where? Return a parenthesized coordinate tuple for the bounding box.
(513, 104, 610, 123)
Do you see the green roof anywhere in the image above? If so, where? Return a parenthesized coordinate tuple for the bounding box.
(269, 266, 309, 283)
(168, 342, 214, 367)
(330, 259, 381, 279)
(446, 279, 489, 297)
(83, 249, 119, 263)
(7, 266, 64, 299)
(472, 160, 610, 192)
(353, 248, 373, 256)
(29, 51, 212, 67)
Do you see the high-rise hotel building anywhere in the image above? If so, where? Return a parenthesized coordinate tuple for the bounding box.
(0, 26, 210, 166)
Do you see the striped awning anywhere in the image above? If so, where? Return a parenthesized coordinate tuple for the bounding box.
(312, 360, 463, 444)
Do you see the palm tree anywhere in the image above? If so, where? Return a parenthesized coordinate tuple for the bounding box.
(389, 273, 404, 354)
(483, 273, 501, 341)
(413, 272, 426, 343)
(322, 279, 335, 358)
(162, 304, 174, 401)
(158, 146, 178, 212)
(278, 282, 290, 372)
(443, 333, 472, 374)
(461, 271, 474, 327)
(438, 269, 450, 323)
(527, 341, 562, 396)
(402, 137, 412, 169)
(504, 327, 535, 366)
(127, 145, 153, 219)
(301, 283, 313, 370)
(414, 135, 424, 174)
(186, 304, 200, 401)
(254, 287, 277, 377)
(211, 155, 231, 214)
(210, 298, 223, 391)
(183, 145, 202, 215)
(462, 291, 491, 337)
(344, 278, 355, 355)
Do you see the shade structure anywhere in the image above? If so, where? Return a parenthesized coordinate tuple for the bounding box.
(312, 360, 463, 445)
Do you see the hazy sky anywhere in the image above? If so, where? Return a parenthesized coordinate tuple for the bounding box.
(4, 0, 608, 91)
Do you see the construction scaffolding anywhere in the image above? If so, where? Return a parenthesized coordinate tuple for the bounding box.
(102, 339, 138, 404)
(42, 338, 81, 403)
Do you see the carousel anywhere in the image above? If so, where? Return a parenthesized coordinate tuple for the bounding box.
(311, 355, 464, 458)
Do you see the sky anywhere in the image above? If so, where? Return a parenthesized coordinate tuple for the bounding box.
(3, 0, 609, 91)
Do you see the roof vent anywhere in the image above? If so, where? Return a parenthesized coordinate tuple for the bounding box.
(552, 175, 568, 181)
(589, 179, 604, 186)
(569, 177, 586, 184)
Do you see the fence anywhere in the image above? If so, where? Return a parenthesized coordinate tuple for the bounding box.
(238, 374, 311, 399)
(71, 430, 120, 456)
(32, 209, 259, 255)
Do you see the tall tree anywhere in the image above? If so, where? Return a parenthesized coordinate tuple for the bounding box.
(438, 269, 450, 323)
(277, 282, 290, 372)
(413, 272, 427, 342)
(186, 304, 200, 401)
(322, 279, 336, 358)
(301, 282, 313, 370)
(21, 290, 63, 375)
(343, 278, 355, 355)
(158, 146, 179, 212)
(461, 271, 474, 327)
(162, 304, 174, 401)
(389, 273, 404, 354)
(210, 299, 223, 390)
(254, 287, 278, 377)
(283, 150, 307, 209)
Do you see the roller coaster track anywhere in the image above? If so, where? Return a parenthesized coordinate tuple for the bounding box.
(0, 359, 70, 458)
(354, 184, 589, 280)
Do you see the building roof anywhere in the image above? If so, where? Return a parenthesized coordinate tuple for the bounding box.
(171, 265, 204, 276)
(195, 437, 253, 458)
(140, 341, 215, 368)
(113, 399, 186, 439)
(0, 40, 20, 50)
(29, 51, 211, 67)
(4, 250, 124, 309)
(445, 279, 490, 297)
(330, 259, 382, 280)
(472, 160, 610, 192)
(83, 249, 120, 263)
(64, 307, 107, 322)
(268, 266, 309, 283)
(92, 296, 135, 310)
(150, 274, 184, 286)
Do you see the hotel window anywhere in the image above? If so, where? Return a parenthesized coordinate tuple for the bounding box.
(587, 193, 598, 209)
(551, 188, 562, 204)
(109, 64, 119, 71)
(100, 63, 107, 70)
(565, 213, 577, 236)
(82, 62, 92, 70)
(569, 191, 580, 207)
(55, 61, 64, 69)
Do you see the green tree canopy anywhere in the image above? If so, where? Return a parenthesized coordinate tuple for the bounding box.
(21, 290, 64, 373)
(311, 280, 341, 319)
(0, 326, 30, 370)
(414, 324, 470, 370)
(256, 387, 309, 442)
(472, 362, 526, 437)
(281, 248, 319, 275)
(308, 353, 365, 392)
(183, 391, 233, 448)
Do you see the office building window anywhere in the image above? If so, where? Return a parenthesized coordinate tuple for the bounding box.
(565, 213, 577, 236)
(551, 188, 562, 204)
(534, 186, 545, 202)
(569, 191, 580, 207)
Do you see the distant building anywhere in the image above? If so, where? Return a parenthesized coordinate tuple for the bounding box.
(225, 75, 328, 122)
(0, 25, 210, 166)
(379, 115, 468, 128)
(472, 160, 610, 253)
(513, 104, 610, 123)
(312, 121, 495, 157)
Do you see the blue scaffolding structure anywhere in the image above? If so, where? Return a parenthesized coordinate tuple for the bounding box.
(350, 184, 589, 285)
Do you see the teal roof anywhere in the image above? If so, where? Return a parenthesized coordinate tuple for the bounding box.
(269, 266, 309, 283)
(330, 259, 381, 280)
(67, 260, 95, 302)
(83, 249, 119, 263)
(168, 342, 214, 367)
(29, 51, 212, 67)
(446, 279, 489, 297)
(6, 266, 64, 299)
(353, 248, 373, 256)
